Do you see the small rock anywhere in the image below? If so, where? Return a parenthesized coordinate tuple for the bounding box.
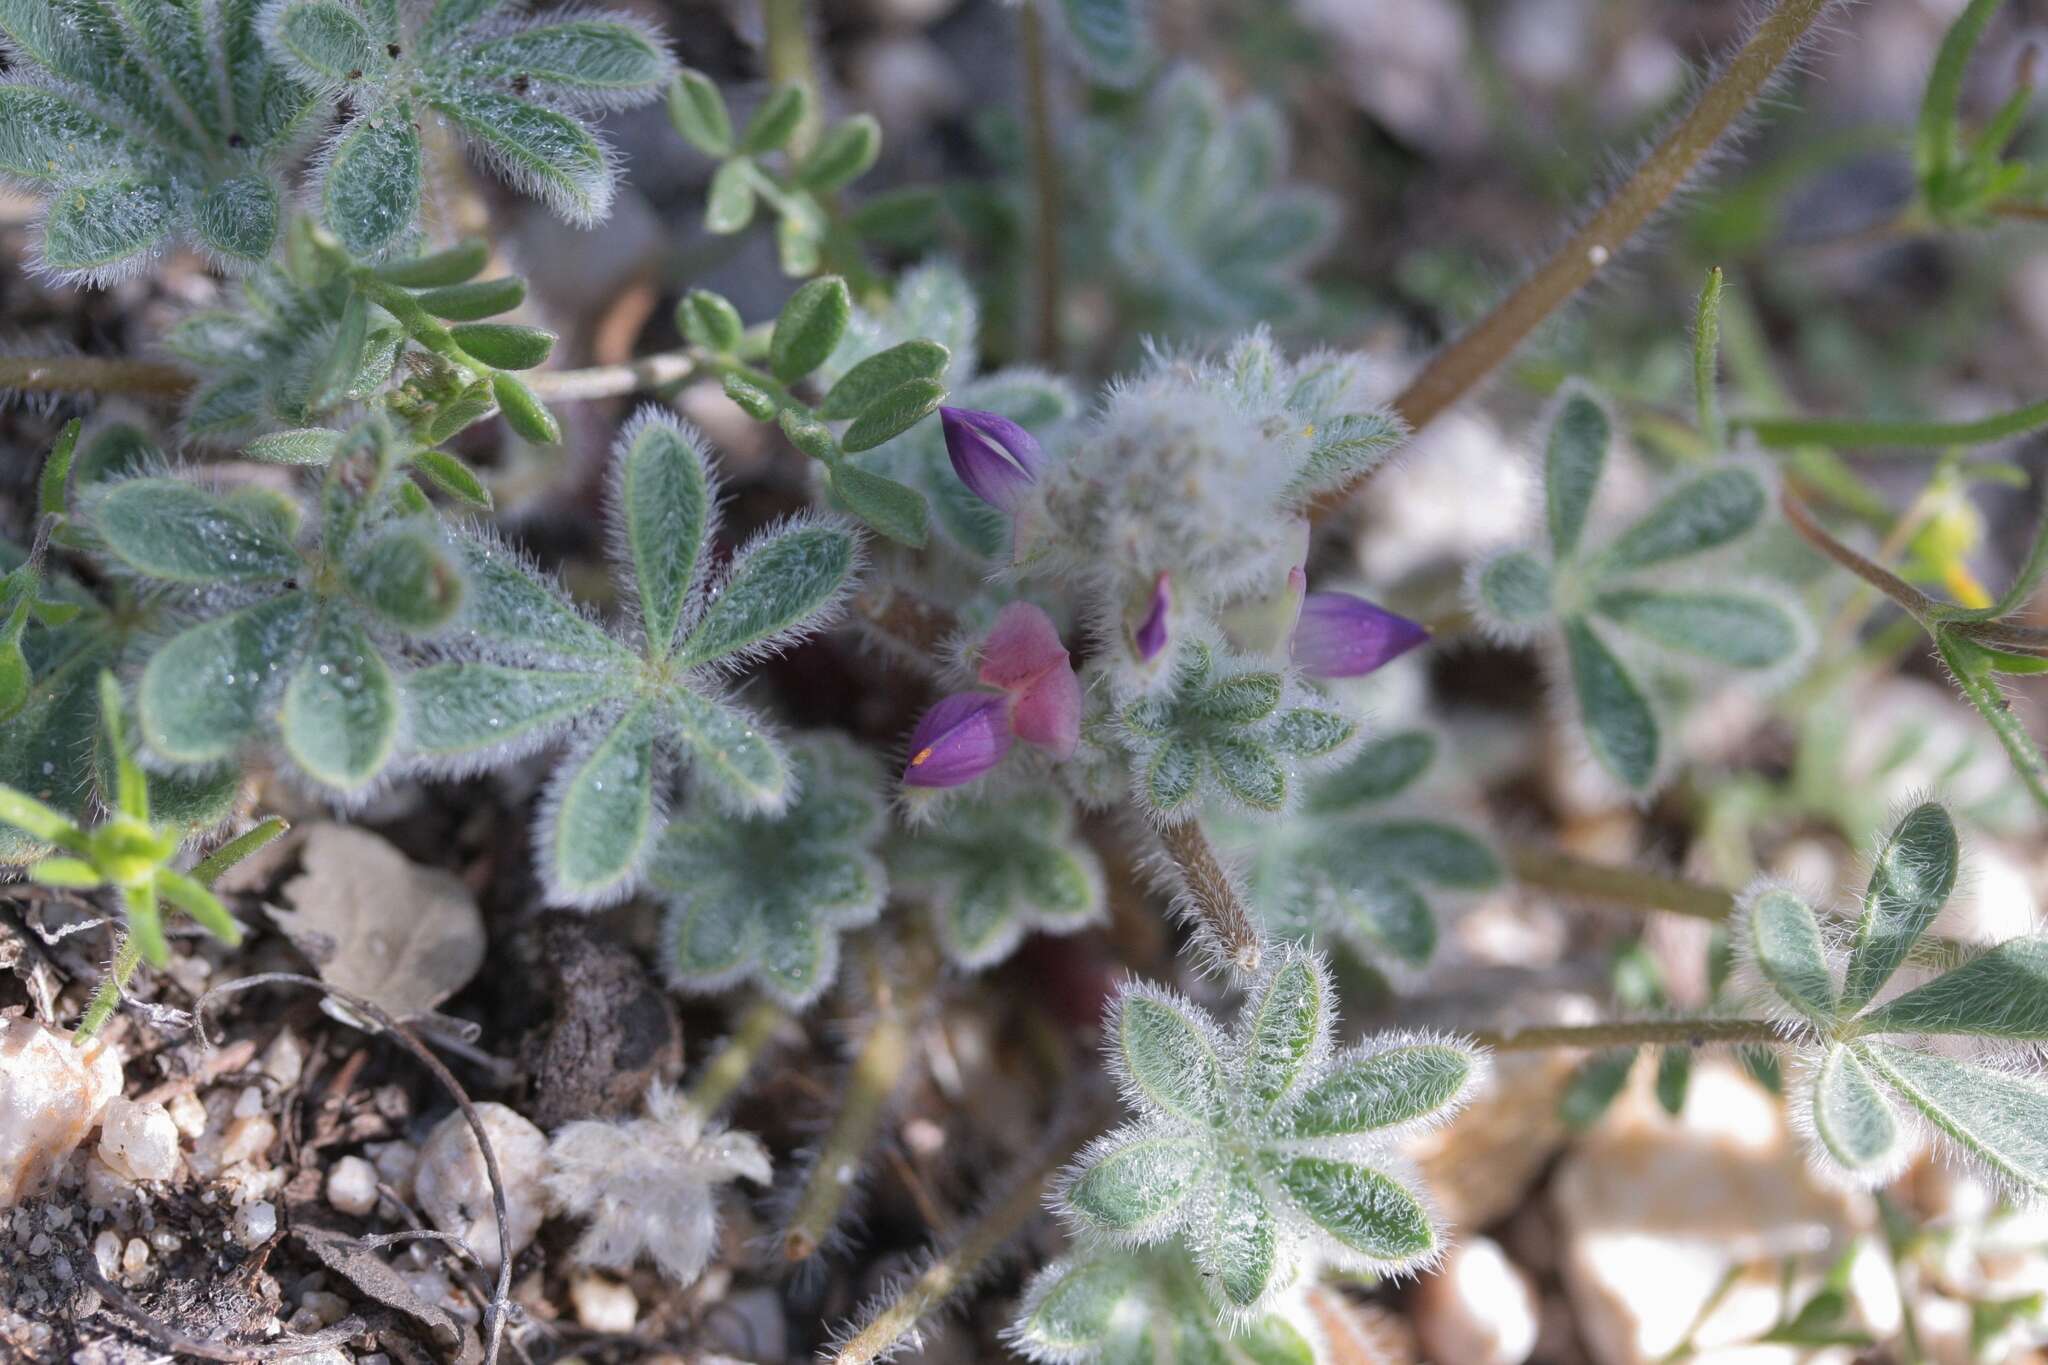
(298, 1289, 349, 1325)
(166, 1092, 206, 1139)
(97, 1098, 181, 1183)
(93, 1230, 120, 1278)
(570, 1273, 638, 1333)
(261, 1030, 305, 1089)
(0, 1018, 123, 1208)
(1413, 1236, 1539, 1365)
(1551, 1061, 1872, 1365)
(326, 1155, 380, 1217)
(367, 1139, 418, 1199)
(215, 1114, 277, 1167)
(120, 1237, 148, 1278)
(233, 1200, 277, 1247)
(415, 1104, 547, 1270)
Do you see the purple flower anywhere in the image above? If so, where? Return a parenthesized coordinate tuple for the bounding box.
(1132, 572, 1172, 663)
(1290, 591, 1429, 679)
(902, 691, 1014, 788)
(940, 407, 1045, 512)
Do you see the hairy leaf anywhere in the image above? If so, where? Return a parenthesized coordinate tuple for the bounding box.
(1747, 887, 1837, 1025)
(541, 702, 657, 904)
(677, 521, 856, 666)
(1545, 389, 1609, 560)
(280, 614, 398, 790)
(1811, 1044, 1903, 1178)
(140, 594, 314, 763)
(1565, 617, 1659, 790)
(616, 414, 711, 659)
(1844, 802, 1959, 1010)
(1854, 936, 2048, 1040)
(90, 480, 299, 584)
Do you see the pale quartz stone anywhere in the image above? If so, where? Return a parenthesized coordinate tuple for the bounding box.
(92, 1230, 120, 1278)
(233, 1200, 277, 1246)
(298, 1290, 350, 1325)
(325, 1155, 380, 1217)
(569, 1273, 639, 1333)
(261, 1030, 305, 1089)
(368, 1140, 418, 1199)
(1414, 1236, 1539, 1365)
(415, 1104, 548, 1271)
(0, 1018, 123, 1207)
(215, 1115, 277, 1167)
(167, 1093, 207, 1140)
(97, 1098, 181, 1183)
(120, 1237, 148, 1278)
(1552, 1061, 1874, 1365)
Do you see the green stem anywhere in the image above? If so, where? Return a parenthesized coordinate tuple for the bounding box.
(1156, 818, 1263, 975)
(1736, 396, 2048, 451)
(1469, 1016, 1795, 1052)
(1936, 631, 2048, 812)
(1315, 0, 1836, 513)
(74, 935, 142, 1043)
(685, 997, 789, 1114)
(827, 1095, 1115, 1365)
(1693, 267, 1726, 449)
(783, 963, 925, 1261)
(1507, 843, 1735, 920)
(190, 817, 289, 887)
(760, 0, 823, 158)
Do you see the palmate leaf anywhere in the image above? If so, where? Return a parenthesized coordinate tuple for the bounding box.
(280, 612, 399, 791)
(616, 412, 713, 659)
(1594, 467, 1768, 574)
(1061, 950, 1478, 1322)
(651, 735, 886, 1007)
(1591, 588, 1802, 670)
(675, 519, 859, 668)
(0, 0, 317, 280)
(87, 480, 301, 584)
(1854, 936, 2048, 1040)
(893, 791, 1105, 970)
(539, 702, 659, 905)
(1745, 886, 1837, 1025)
(140, 593, 316, 765)
(1810, 1044, 1904, 1179)
(1563, 617, 1661, 791)
(1545, 387, 1610, 560)
(263, 0, 671, 256)
(1013, 1248, 1316, 1365)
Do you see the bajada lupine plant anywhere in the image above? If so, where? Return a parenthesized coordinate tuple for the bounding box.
(1058, 950, 1482, 1320)
(1011, 1246, 1317, 1365)
(86, 416, 466, 798)
(652, 734, 887, 1009)
(1076, 68, 1336, 334)
(1219, 728, 1501, 971)
(1012, 331, 1400, 692)
(0, 0, 320, 280)
(1117, 640, 1358, 822)
(404, 407, 862, 905)
(1470, 386, 1809, 793)
(261, 0, 674, 258)
(1740, 801, 2048, 1195)
(890, 788, 1105, 970)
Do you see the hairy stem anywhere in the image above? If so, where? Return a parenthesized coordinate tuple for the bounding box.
(73, 935, 142, 1043)
(1021, 1, 1064, 367)
(828, 1095, 1114, 1365)
(1157, 818, 1263, 974)
(525, 350, 699, 401)
(686, 997, 789, 1114)
(0, 355, 193, 400)
(1312, 0, 1836, 523)
(1737, 396, 2048, 451)
(1507, 843, 1736, 921)
(1469, 1016, 1796, 1052)
(783, 959, 926, 1261)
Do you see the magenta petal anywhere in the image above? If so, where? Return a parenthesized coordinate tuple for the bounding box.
(903, 692, 1014, 788)
(941, 406, 1044, 512)
(1291, 592, 1430, 678)
(977, 602, 1069, 692)
(1010, 664, 1081, 758)
(1133, 572, 1172, 662)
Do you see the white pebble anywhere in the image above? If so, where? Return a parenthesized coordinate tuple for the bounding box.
(570, 1273, 638, 1333)
(325, 1155, 380, 1218)
(233, 1200, 277, 1247)
(0, 1018, 123, 1208)
(368, 1140, 418, 1198)
(415, 1104, 547, 1271)
(98, 1098, 181, 1183)
(214, 1114, 276, 1166)
(167, 1093, 207, 1140)
(1414, 1235, 1540, 1365)
(261, 1031, 304, 1089)
(298, 1290, 349, 1325)
(121, 1237, 148, 1278)
(233, 1086, 264, 1119)
(93, 1231, 121, 1278)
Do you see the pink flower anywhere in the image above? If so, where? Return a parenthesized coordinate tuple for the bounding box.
(940, 407, 1045, 512)
(902, 603, 1080, 788)
(1290, 592, 1429, 679)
